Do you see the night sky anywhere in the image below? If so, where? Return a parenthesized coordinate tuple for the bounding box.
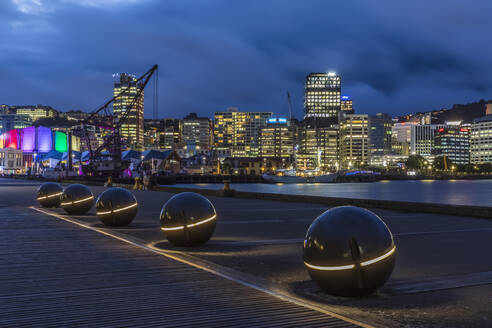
(1, 0, 492, 119)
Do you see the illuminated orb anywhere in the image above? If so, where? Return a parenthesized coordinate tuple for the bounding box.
(96, 187, 138, 227)
(303, 206, 396, 296)
(60, 184, 94, 215)
(36, 182, 63, 207)
(160, 192, 216, 247)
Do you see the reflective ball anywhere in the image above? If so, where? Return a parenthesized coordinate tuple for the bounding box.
(160, 192, 216, 247)
(303, 206, 396, 296)
(36, 182, 63, 207)
(60, 184, 94, 215)
(96, 187, 138, 226)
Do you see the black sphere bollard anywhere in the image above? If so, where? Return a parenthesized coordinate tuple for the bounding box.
(160, 192, 216, 247)
(303, 206, 396, 296)
(96, 187, 138, 226)
(60, 184, 94, 215)
(36, 182, 63, 207)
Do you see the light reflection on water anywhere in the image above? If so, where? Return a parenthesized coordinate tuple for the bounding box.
(175, 180, 492, 206)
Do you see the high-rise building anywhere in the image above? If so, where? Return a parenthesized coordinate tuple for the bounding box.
(182, 113, 212, 150)
(296, 124, 338, 171)
(304, 72, 341, 122)
(341, 95, 353, 113)
(11, 105, 57, 122)
(260, 117, 294, 159)
(410, 124, 445, 160)
(113, 73, 144, 150)
(158, 119, 181, 150)
(339, 114, 369, 169)
(433, 126, 470, 165)
(471, 115, 492, 164)
(214, 108, 272, 157)
(369, 113, 393, 165)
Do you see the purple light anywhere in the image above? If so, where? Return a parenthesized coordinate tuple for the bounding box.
(37, 126, 52, 153)
(22, 127, 36, 152)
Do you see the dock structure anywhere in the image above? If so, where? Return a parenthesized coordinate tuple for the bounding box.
(0, 205, 360, 327)
(1, 177, 492, 327)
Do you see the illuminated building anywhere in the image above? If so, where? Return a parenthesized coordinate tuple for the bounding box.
(471, 115, 492, 164)
(159, 119, 181, 150)
(341, 95, 353, 113)
(433, 127, 470, 165)
(113, 73, 144, 150)
(339, 114, 369, 169)
(182, 113, 212, 150)
(304, 72, 341, 122)
(260, 117, 294, 159)
(37, 126, 53, 153)
(410, 124, 445, 160)
(369, 113, 393, 165)
(297, 123, 338, 172)
(0, 148, 23, 173)
(214, 108, 272, 157)
(11, 105, 57, 122)
(0, 114, 31, 134)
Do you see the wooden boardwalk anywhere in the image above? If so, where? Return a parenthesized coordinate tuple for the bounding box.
(0, 207, 361, 328)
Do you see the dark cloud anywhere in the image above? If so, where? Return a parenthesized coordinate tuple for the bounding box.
(1, 0, 491, 119)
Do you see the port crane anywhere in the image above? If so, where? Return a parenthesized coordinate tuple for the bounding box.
(78, 64, 158, 176)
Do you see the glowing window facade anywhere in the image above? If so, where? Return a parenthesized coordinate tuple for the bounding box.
(37, 126, 52, 153)
(21, 126, 36, 152)
(54, 131, 68, 152)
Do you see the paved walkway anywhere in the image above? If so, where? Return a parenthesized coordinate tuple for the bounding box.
(0, 206, 361, 328)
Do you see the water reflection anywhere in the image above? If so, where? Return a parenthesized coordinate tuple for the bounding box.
(173, 180, 490, 206)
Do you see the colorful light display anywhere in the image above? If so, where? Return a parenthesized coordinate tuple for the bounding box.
(21, 127, 36, 152)
(54, 131, 68, 153)
(37, 126, 52, 153)
(0, 134, 4, 149)
(6, 130, 18, 149)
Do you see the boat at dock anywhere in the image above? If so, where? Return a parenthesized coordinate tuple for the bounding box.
(262, 169, 337, 183)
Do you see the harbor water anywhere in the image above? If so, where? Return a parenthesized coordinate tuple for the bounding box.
(173, 179, 492, 207)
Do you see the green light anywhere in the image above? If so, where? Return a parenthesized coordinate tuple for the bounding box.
(54, 131, 68, 152)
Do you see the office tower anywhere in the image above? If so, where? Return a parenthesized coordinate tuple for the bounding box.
(182, 113, 212, 150)
(260, 117, 294, 158)
(341, 95, 353, 113)
(296, 124, 339, 171)
(410, 124, 445, 160)
(471, 115, 492, 164)
(304, 72, 341, 122)
(113, 73, 144, 150)
(433, 126, 470, 165)
(369, 113, 393, 165)
(159, 119, 181, 150)
(214, 108, 272, 157)
(339, 114, 369, 169)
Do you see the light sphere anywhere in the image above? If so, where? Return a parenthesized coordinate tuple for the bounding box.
(303, 206, 396, 296)
(160, 192, 217, 247)
(36, 182, 63, 207)
(60, 184, 94, 215)
(96, 187, 138, 227)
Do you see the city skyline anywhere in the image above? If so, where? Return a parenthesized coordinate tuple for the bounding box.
(2, 1, 492, 118)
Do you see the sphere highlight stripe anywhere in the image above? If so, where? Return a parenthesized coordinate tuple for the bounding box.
(304, 246, 396, 271)
(360, 246, 396, 267)
(161, 214, 216, 231)
(61, 196, 94, 206)
(97, 202, 138, 215)
(186, 214, 216, 228)
(37, 192, 63, 200)
(304, 262, 356, 271)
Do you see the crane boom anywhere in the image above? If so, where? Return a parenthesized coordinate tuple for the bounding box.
(80, 64, 158, 176)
